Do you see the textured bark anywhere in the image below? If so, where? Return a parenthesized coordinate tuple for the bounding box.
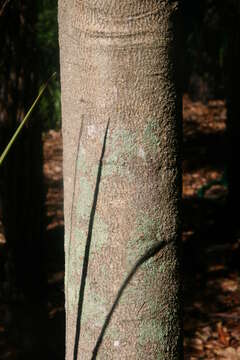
(58, 1, 182, 359)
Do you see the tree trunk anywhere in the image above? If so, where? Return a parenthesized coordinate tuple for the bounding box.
(58, 1, 182, 359)
(224, 1, 240, 230)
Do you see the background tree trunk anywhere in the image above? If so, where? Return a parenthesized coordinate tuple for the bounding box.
(59, 1, 182, 359)
(224, 1, 240, 231)
(0, 1, 47, 356)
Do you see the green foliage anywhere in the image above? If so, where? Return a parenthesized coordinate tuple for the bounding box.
(37, 0, 60, 130)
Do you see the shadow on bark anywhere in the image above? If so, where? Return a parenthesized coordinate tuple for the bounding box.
(73, 120, 109, 360)
(91, 239, 168, 360)
(72, 119, 171, 359)
(72, 120, 171, 359)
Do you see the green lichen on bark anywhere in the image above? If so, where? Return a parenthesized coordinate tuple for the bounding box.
(138, 318, 165, 345)
(81, 284, 108, 326)
(143, 118, 162, 153)
(68, 278, 79, 314)
(73, 215, 108, 254)
(127, 211, 162, 268)
(103, 128, 137, 178)
(77, 147, 88, 173)
(75, 177, 93, 219)
(59, 0, 182, 358)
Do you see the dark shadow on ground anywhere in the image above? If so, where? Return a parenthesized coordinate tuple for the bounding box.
(46, 224, 65, 360)
(0, 224, 65, 360)
(183, 129, 226, 172)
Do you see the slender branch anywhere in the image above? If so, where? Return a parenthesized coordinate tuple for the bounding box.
(0, 0, 10, 17)
(0, 72, 56, 166)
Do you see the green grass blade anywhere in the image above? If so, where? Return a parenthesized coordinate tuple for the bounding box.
(0, 72, 56, 167)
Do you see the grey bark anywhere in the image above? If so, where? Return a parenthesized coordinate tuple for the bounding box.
(58, 1, 182, 359)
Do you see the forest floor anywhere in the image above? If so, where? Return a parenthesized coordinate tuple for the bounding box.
(1, 95, 240, 359)
(182, 95, 240, 359)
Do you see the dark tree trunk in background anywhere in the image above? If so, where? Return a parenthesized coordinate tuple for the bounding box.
(224, 1, 240, 231)
(0, 1, 47, 356)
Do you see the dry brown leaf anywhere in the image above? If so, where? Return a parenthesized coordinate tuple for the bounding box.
(221, 279, 238, 292)
(217, 322, 230, 346)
